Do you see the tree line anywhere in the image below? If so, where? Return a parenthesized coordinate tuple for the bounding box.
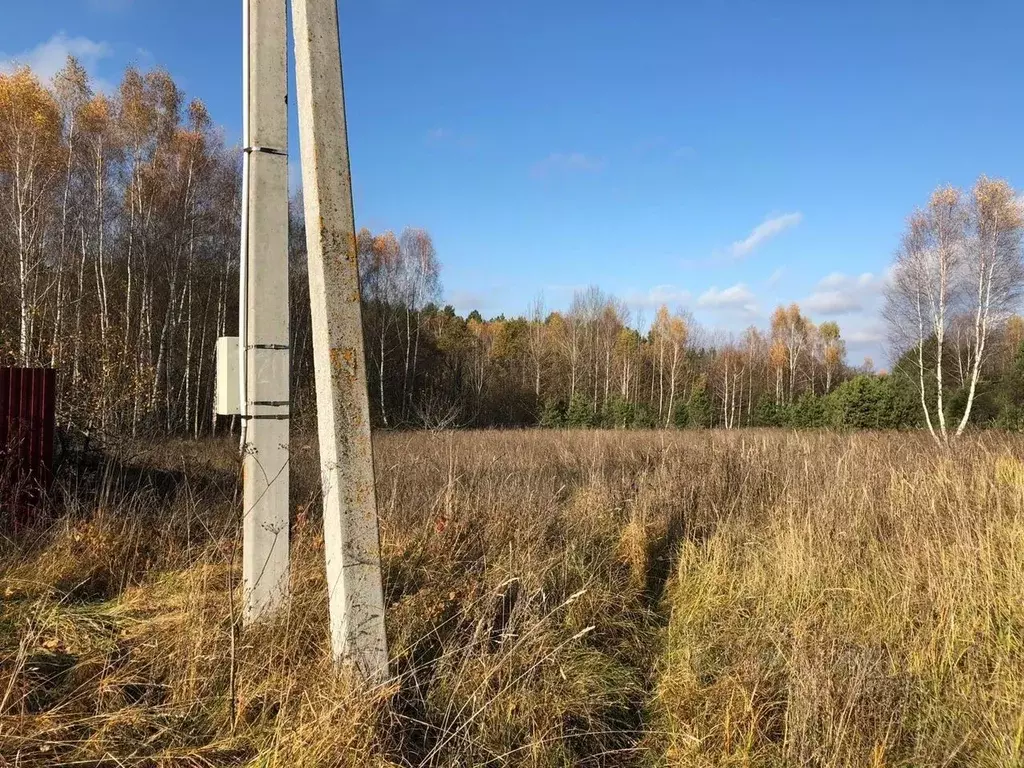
(3, 60, 1023, 439)
(0, 59, 238, 438)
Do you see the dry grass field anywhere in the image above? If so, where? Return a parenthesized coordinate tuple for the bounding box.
(2, 429, 1024, 767)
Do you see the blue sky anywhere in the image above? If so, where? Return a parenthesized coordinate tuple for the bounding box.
(3, 0, 1023, 366)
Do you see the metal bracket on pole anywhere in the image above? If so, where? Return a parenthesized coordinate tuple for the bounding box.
(245, 145, 288, 157)
(292, 0, 389, 679)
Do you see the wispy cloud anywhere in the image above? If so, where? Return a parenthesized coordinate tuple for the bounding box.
(542, 282, 588, 297)
(623, 284, 692, 312)
(766, 267, 786, 287)
(531, 152, 605, 179)
(0, 33, 113, 89)
(698, 283, 758, 315)
(425, 126, 477, 150)
(729, 212, 803, 259)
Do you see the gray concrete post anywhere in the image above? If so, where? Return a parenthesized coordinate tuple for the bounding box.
(241, 0, 290, 624)
(291, 0, 389, 677)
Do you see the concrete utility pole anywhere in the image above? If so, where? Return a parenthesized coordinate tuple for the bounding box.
(240, 0, 290, 624)
(292, 0, 389, 677)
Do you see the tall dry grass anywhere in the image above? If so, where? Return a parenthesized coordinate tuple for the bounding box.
(1, 430, 1023, 766)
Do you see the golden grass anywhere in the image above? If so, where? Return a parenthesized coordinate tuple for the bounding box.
(1, 430, 1023, 766)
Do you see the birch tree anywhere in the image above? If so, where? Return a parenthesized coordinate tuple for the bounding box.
(885, 190, 962, 443)
(954, 177, 1024, 434)
(819, 321, 844, 393)
(526, 294, 546, 397)
(0, 68, 61, 365)
(884, 180, 1022, 442)
(770, 305, 809, 404)
(398, 227, 441, 417)
(662, 309, 689, 428)
(359, 229, 401, 425)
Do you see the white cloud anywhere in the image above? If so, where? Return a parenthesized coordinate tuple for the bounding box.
(803, 290, 863, 315)
(766, 266, 785, 287)
(846, 327, 884, 345)
(531, 152, 605, 178)
(817, 271, 882, 291)
(790, 270, 892, 364)
(0, 33, 112, 85)
(729, 212, 803, 259)
(698, 283, 757, 314)
(624, 284, 691, 311)
(447, 289, 488, 314)
(816, 272, 847, 290)
(803, 271, 887, 316)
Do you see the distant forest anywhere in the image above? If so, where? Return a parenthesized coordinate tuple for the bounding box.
(3, 60, 1024, 438)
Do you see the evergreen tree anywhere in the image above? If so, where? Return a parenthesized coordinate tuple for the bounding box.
(539, 398, 567, 428)
(830, 375, 881, 429)
(753, 393, 783, 427)
(566, 393, 595, 428)
(604, 396, 634, 429)
(792, 394, 827, 429)
(631, 403, 657, 429)
(686, 383, 714, 428)
(672, 400, 690, 428)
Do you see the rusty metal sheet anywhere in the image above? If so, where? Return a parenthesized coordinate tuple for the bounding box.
(0, 367, 56, 527)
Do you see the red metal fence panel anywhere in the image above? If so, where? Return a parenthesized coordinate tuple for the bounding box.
(0, 368, 56, 527)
